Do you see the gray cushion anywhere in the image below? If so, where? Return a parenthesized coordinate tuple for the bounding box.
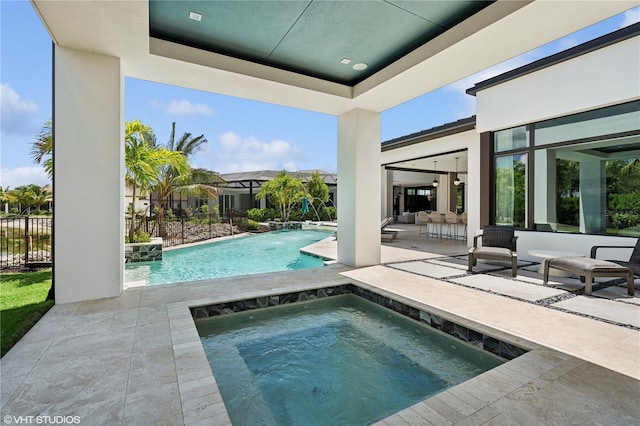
(470, 246, 515, 260)
(548, 256, 629, 273)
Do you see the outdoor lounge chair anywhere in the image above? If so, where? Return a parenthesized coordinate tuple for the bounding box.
(468, 225, 518, 277)
(381, 217, 398, 241)
(542, 256, 634, 296)
(590, 237, 640, 277)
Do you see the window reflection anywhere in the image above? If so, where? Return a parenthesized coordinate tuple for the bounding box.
(495, 154, 527, 227)
(494, 100, 639, 236)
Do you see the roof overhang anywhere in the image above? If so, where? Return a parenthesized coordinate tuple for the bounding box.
(32, 0, 637, 115)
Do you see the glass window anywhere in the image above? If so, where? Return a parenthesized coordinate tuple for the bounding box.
(495, 154, 527, 227)
(535, 101, 640, 146)
(492, 102, 639, 235)
(494, 125, 529, 152)
(534, 138, 640, 236)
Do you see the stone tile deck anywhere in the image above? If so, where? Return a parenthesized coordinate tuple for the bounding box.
(2, 230, 639, 425)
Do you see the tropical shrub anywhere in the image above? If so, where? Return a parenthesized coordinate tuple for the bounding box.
(247, 208, 262, 221)
(256, 171, 305, 221)
(248, 208, 278, 222)
(306, 171, 330, 208)
(557, 197, 579, 226)
(126, 230, 151, 243)
(247, 219, 260, 231)
(211, 206, 220, 223)
(610, 213, 640, 230)
(608, 192, 640, 212)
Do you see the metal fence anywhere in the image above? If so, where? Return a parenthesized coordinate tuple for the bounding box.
(0, 210, 249, 268)
(0, 216, 53, 269)
(126, 209, 248, 248)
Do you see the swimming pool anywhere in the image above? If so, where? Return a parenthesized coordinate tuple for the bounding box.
(125, 229, 332, 285)
(197, 294, 504, 426)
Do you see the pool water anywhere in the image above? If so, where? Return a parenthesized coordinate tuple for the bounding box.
(197, 295, 503, 426)
(125, 229, 331, 285)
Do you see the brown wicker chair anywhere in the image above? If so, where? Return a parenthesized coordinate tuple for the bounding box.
(590, 238, 640, 277)
(468, 225, 518, 277)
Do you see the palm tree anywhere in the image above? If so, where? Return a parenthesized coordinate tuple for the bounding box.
(0, 187, 17, 214)
(13, 184, 48, 214)
(151, 122, 224, 237)
(31, 120, 53, 181)
(124, 120, 189, 242)
(256, 171, 306, 221)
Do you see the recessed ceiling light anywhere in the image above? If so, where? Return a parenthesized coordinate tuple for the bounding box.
(352, 63, 368, 71)
(340, 58, 351, 65)
(189, 11, 202, 21)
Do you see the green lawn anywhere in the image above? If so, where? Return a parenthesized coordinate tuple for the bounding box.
(0, 269, 53, 357)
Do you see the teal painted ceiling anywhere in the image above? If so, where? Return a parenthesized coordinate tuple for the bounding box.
(149, 0, 493, 85)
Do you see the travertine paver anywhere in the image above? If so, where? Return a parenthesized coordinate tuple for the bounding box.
(452, 273, 568, 301)
(553, 295, 640, 328)
(390, 260, 467, 278)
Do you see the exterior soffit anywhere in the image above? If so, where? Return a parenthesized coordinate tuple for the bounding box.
(32, 0, 638, 115)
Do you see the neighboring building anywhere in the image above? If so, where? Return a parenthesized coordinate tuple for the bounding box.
(382, 23, 640, 261)
(125, 170, 337, 217)
(218, 170, 337, 215)
(124, 183, 152, 216)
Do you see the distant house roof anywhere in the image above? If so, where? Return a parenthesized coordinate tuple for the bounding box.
(220, 170, 337, 189)
(381, 116, 476, 151)
(466, 22, 640, 96)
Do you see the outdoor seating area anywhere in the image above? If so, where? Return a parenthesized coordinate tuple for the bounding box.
(411, 211, 467, 240)
(377, 223, 638, 301)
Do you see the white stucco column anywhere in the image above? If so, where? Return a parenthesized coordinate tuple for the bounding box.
(337, 109, 381, 267)
(54, 46, 124, 303)
(466, 140, 481, 242)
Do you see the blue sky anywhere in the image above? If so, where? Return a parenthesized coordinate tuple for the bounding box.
(1, 1, 638, 190)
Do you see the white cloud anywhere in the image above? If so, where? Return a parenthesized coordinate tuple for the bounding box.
(557, 37, 580, 51)
(621, 6, 640, 28)
(0, 84, 39, 135)
(151, 99, 214, 116)
(203, 132, 302, 173)
(1, 166, 49, 190)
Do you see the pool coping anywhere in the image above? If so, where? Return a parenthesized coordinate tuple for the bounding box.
(166, 281, 558, 425)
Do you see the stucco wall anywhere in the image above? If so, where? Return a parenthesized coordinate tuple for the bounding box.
(475, 35, 640, 132)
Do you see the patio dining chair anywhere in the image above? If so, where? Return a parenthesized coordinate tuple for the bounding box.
(468, 225, 518, 277)
(429, 211, 444, 238)
(444, 211, 459, 240)
(417, 211, 430, 236)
